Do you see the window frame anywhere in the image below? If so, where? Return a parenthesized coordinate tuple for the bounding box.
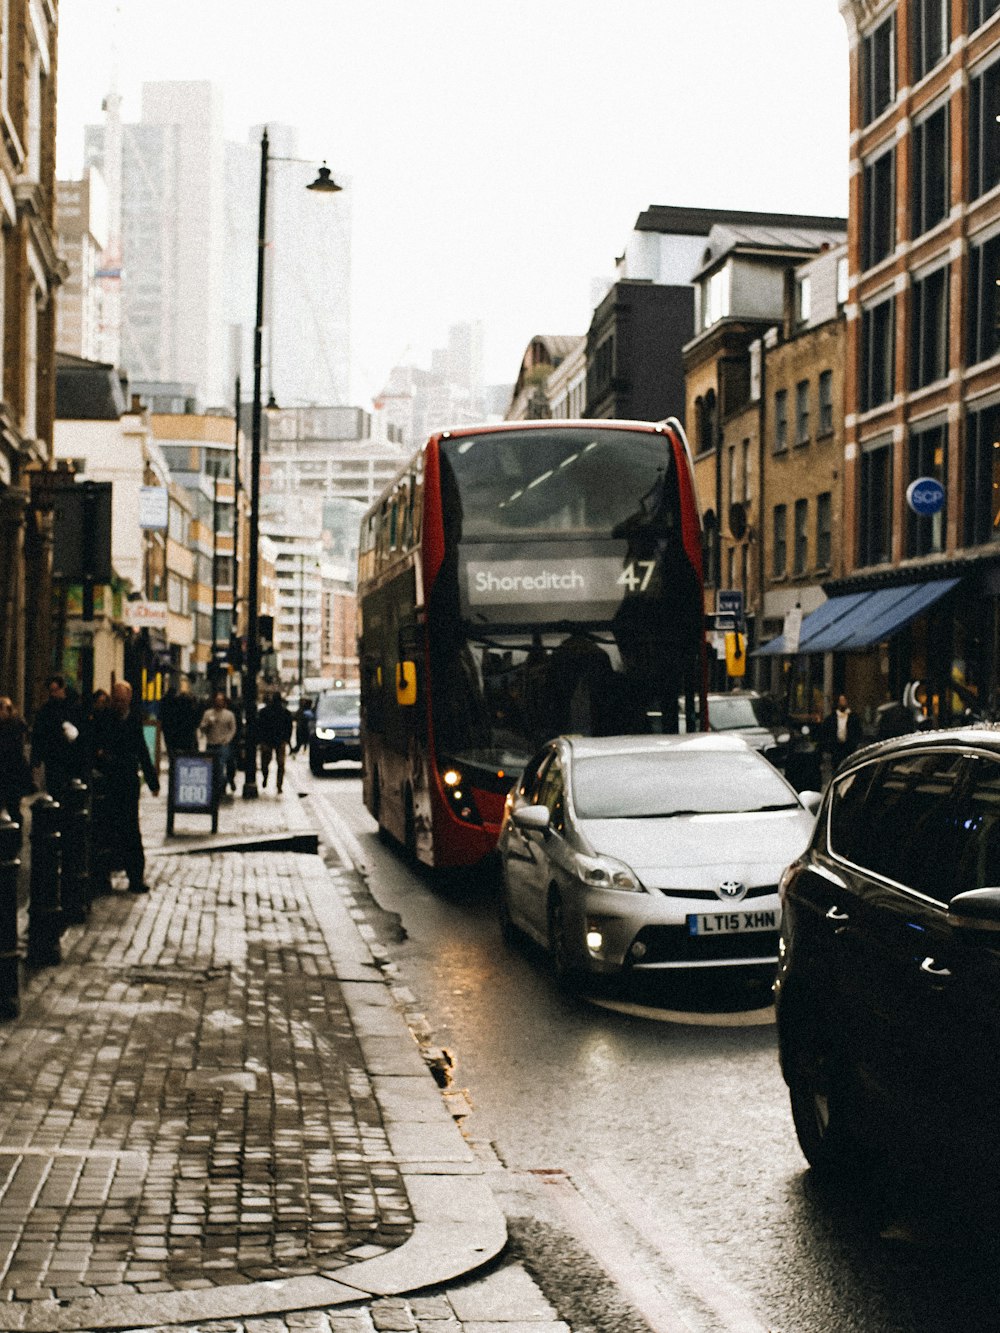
(793, 497, 809, 575)
(774, 388, 788, 453)
(906, 420, 947, 557)
(911, 100, 950, 239)
(795, 379, 810, 447)
(912, 0, 950, 84)
(859, 438, 893, 567)
(860, 295, 896, 412)
(816, 491, 833, 569)
(818, 369, 834, 436)
(967, 229, 1000, 369)
(862, 13, 896, 125)
(909, 262, 950, 391)
(773, 503, 788, 578)
(862, 145, 896, 271)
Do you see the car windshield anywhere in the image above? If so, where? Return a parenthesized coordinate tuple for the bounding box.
(316, 693, 360, 723)
(709, 697, 763, 730)
(571, 750, 798, 819)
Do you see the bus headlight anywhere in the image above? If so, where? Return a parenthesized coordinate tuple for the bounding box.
(440, 768, 482, 825)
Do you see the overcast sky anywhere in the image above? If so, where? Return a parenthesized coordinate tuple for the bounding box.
(56, 1, 850, 405)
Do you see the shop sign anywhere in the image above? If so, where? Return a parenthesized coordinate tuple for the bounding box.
(906, 477, 945, 516)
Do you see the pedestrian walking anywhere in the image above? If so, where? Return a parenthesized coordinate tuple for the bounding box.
(91, 681, 159, 895)
(258, 692, 294, 792)
(160, 676, 202, 758)
(0, 695, 32, 826)
(292, 696, 314, 755)
(199, 691, 237, 796)
(30, 674, 84, 803)
(819, 693, 862, 774)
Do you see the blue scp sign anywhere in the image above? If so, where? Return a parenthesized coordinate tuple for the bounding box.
(906, 477, 945, 516)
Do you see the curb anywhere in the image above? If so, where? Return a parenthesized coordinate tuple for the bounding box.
(0, 787, 507, 1332)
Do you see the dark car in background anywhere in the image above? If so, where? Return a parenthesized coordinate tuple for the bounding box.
(775, 728, 1000, 1187)
(308, 689, 361, 774)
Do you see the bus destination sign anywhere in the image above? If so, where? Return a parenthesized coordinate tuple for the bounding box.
(465, 555, 628, 620)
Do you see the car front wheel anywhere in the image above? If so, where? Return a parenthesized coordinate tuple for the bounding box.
(547, 893, 581, 990)
(788, 1074, 870, 1180)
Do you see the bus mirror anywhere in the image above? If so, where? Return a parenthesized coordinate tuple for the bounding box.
(396, 660, 417, 706)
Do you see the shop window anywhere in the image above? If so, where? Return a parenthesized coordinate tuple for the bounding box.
(863, 147, 895, 270)
(970, 55, 1000, 201)
(912, 0, 949, 82)
(911, 103, 949, 238)
(773, 504, 787, 577)
(860, 296, 895, 411)
(963, 401, 1000, 546)
(910, 265, 950, 390)
(859, 440, 893, 566)
(862, 14, 896, 124)
(967, 231, 1000, 368)
(793, 499, 809, 575)
(906, 421, 947, 557)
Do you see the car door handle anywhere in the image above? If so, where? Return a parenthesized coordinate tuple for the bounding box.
(919, 956, 952, 980)
(826, 901, 848, 933)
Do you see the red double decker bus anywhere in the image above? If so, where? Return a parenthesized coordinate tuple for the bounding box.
(357, 419, 706, 869)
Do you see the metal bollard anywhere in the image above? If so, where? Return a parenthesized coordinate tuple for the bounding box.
(0, 811, 20, 1019)
(61, 779, 91, 925)
(89, 767, 112, 896)
(27, 795, 62, 968)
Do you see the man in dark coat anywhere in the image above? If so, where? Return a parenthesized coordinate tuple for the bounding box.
(30, 674, 84, 803)
(0, 695, 32, 827)
(92, 681, 159, 894)
(160, 677, 202, 757)
(820, 693, 863, 773)
(258, 692, 294, 793)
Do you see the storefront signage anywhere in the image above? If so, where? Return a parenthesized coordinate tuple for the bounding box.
(906, 477, 945, 516)
(125, 600, 169, 629)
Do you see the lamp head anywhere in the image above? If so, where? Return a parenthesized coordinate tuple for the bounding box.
(307, 162, 343, 193)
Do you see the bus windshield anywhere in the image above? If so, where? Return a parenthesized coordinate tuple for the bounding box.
(440, 427, 674, 539)
(429, 427, 703, 774)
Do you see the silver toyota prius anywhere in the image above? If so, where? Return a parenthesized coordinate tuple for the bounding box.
(497, 733, 819, 986)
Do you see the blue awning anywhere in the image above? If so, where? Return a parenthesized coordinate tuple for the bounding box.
(756, 577, 960, 656)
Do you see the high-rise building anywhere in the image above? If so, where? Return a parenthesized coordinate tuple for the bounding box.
(55, 169, 110, 361)
(227, 125, 352, 408)
(85, 82, 228, 410)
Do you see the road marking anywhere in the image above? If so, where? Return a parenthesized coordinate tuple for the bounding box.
(585, 1161, 773, 1333)
(297, 776, 368, 872)
(588, 997, 776, 1028)
(528, 1167, 697, 1333)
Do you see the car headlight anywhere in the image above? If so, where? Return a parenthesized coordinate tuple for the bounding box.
(315, 726, 335, 739)
(573, 852, 643, 892)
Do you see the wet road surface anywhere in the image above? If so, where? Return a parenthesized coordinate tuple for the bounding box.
(306, 766, 1000, 1333)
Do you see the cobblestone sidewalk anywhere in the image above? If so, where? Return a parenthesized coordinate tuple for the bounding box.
(0, 850, 413, 1306)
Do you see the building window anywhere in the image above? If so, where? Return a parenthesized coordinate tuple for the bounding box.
(863, 147, 895, 271)
(23, 287, 38, 440)
(912, 0, 949, 82)
(964, 401, 1000, 546)
(860, 296, 895, 411)
(970, 56, 1000, 201)
(793, 498, 809, 575)
(702, 264, 731, 330)
(837, 255, 849, 308)
(907, 422, 947, 557)
(773, 504, 787, 577)
(862, 13, 895, 124)
(774, 389, 788, 452)
(859, 441, 893, 566)
(911, 103, 949, 238)
(795, 380, 810, 446)
(796, 276, 811, 327)
(818, 369, 834, 435)
(910, 265, 949, 390)
(697, 390, 717, 453)
(742, 437, 752, 508)
(968, 232, 1000, 368)
(969, 0, 1000, 31)
(816, 492, 832, 569)
(728, 444, 738, 503)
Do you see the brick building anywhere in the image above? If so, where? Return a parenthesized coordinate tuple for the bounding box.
(0, 0, 65, 712)
(812, 0, 1000, 725)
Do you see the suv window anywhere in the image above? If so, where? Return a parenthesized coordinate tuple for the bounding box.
(830, 752, 966, 902)
(955, 757, 1000, 892)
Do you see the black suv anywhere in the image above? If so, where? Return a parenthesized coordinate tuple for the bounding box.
(775, 728, 1000, 1183)
(308, 690, 361, 774)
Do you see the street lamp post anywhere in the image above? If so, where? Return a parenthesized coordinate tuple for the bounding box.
(242, 128, 341, 799)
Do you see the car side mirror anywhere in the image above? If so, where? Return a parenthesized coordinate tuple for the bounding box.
(798, 790, 823, 814)
(513, 804, 551, 834)
(947, 887, 1000, 932)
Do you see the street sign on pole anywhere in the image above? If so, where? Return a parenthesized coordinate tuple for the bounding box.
(783, 605, 803, 655)
(716, 589, 744, 631)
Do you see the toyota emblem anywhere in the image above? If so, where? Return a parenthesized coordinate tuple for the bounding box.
(716, 879, 747, 903)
